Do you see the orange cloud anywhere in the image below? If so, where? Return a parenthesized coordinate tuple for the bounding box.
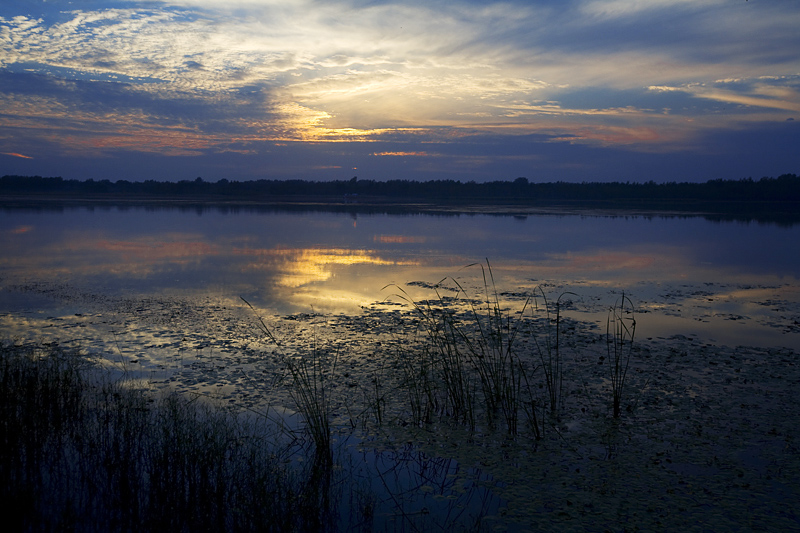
(372, 151, 431, 157)
(2, 152, 33, 159)
(374, 235, 427, 244)
(563, 252, 655, 271)
(9, 225, 34, 234)
(550, 125, 663, 145)
(96, 239, 220, 261)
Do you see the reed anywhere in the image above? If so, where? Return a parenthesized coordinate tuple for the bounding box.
(286, 351, 334, 465)
(365, 360, 387, 428)
(458, 261, 529, 433)
(243, 296, 335, 464)
(607, 292, 637, 418)
(386, 260, 538, 436)
(0, 342, 332, 532)
(519, 360, 544, 440)
(398, 343, 438, 427)
(530, 288, 577, 417)
(385, 280, 477, 429)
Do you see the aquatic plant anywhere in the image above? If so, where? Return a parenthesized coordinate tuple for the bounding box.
(607, 292, 637, 418)
(0, 342, 331, 532)
(285, 350, 335, 465)
(386, 279, 478, 429)
(530, 288, 577, 417)
(386, 260, 540, 436)
(398, 342, 438, 426)
(519, 362, 544, 441)
(459, 261, 530, 434)
(365, 359, 387, 428)
(422, 295, 479, 429)
(242, 296, 335, 464)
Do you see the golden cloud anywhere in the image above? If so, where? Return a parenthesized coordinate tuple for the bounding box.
(97, 239, 220, 260)
(371, 151, 430, 157)
(9, 225, 34, 234)
(233, 246, 418, 287)
(374, 235, 427, 244)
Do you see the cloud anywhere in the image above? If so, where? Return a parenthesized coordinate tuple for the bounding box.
(648, 76, 800, 114)
(579, 0, 720, 20)
(372, 151, 431, 157)
(1, 0, 799, 180)
(9, 225, 34, 234)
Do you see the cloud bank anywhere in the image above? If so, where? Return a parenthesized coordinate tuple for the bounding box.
(1, 0, 798, 181)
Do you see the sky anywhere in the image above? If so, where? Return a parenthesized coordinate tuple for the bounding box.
(1, 0, 798, 183)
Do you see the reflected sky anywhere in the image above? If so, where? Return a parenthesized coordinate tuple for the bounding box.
(1, 206, 799, 348)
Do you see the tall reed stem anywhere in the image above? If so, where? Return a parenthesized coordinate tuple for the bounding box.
(531, 288, 576, 417)
(607, 293, 636, 418)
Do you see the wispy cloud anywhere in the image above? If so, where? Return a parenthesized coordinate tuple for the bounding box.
(579, 0, 721, 20)
(1, 0, 798, 181)
(372, 151, 431, 157)
(649, 76, 800, 114)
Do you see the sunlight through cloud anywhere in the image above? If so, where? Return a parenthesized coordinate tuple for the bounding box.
(1, 0, 798, 181)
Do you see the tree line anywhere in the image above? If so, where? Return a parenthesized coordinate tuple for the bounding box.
(1, 173, 799, 205)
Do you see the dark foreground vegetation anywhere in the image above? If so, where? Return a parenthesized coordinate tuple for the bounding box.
(2, 173, 799, 207)
(3, 267, 799, 530)
(0, 343, 343, 532)
(0, 270, 642, 532)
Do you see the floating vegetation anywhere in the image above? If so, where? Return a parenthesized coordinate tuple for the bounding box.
(3, 270, 800, 531)
(0, 343, 333, 532)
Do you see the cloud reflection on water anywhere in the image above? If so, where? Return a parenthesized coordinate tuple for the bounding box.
(1, 206, 798, 347)
(234, 246, 419, 288)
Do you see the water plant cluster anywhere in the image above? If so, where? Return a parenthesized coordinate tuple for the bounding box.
(1, 316, 503, 531)
(253, 262, 642, 469)
(0, 265, 654, 531)
(0, 343, 346, 532)
(6, 264, 800, 531)
(381, 264, 638, 439)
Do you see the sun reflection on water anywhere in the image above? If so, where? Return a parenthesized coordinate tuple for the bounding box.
(1, 207, 798, 348)
(235, 246, 419, 287)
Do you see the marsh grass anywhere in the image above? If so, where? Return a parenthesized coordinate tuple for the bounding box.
(0, 342, 336, 532)
(607, 292, 637, 418)
(461, 262, 530, 434)
(530, 288, 577, 418)
(2, 271, 666, 531)
(388, 281, 477, 428)
(386, 260, 542, 436)
(286, 351, 334, 466)
(365, 359, 387, 428)
(398, 342, 437, 426)
(243, 296, 336, 466)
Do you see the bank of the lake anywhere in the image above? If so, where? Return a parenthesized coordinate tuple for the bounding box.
(2, 200, 799, 530)
(2, 281, 799, 531)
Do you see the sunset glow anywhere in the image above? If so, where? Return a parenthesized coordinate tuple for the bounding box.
(1, 0, 798, 182)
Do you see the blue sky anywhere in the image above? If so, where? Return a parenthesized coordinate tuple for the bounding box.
(1, 0, 798, 182)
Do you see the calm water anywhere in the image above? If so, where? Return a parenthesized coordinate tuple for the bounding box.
(3, 204, 800, 530)
(1, 205, 799, 350)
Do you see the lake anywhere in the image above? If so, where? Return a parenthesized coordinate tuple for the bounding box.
(2, 204, 798, 350)
(2, 203, 800, 531)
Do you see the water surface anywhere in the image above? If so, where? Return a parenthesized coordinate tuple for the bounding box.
(2, 205, 798, 350)
(3, 204, 800, 531)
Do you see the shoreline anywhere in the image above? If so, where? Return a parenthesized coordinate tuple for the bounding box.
(3, 193, 799, 225)
(3, 285, 799, 531)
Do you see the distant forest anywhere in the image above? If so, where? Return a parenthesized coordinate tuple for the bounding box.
(2, 173, 799, 207)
